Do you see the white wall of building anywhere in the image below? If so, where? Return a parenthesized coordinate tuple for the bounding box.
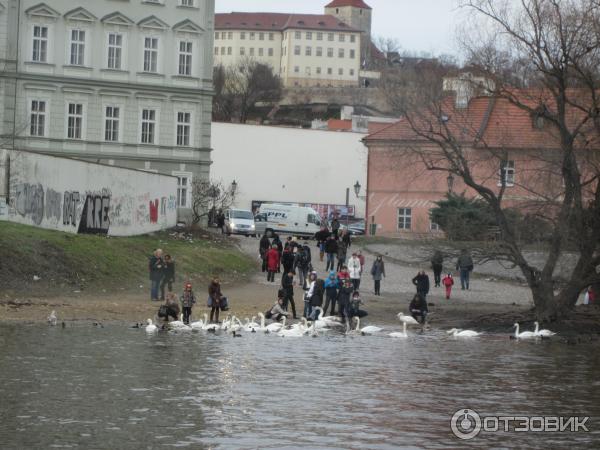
(1, 150, 177, 236)
(211, 122, 367, 217)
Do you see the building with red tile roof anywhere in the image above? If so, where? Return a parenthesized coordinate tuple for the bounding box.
(361, 81, 598, 236)
(325, 0, 372, 10)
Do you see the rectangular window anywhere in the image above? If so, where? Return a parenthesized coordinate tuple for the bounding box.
(227, 47, 232, 55)
(69, 29, 85, 66)
(294, 45, 301, 55)
(214, 32, 219, 40)
(249, 47, 254, 56)
(327, 48, 333, 58)
(107, 33, 123, 69)
(220, 46, 225, 55)
(306, 66, 311, 75)
(294, 66, 299, 73)
(338, 68, 344, 75)
(338, 48, 345, 58)
(316, 67, 321, 74)
(176, 175, 189, 207)
(176, 112, 191, 147)
(259, 32, 264, 41)
(295, 31, 301, 39)
(327, 67, 332, 75)
(214, 46, 218, 55)
(249, 32, 255, 40)
(317, 32, 323, 41)
(180, 0, 194, 5)
(67, 103, 83, 139)
(350, 35, 356, 43)
(350, 49, 356, 59)
(240, 32, 246, 40)
(228, 32, 233, 39)
(339, 34, 345, 42)
(258, 48, 264, 56)
(178, 41, 193, 76)
(350, 69, 355, 76)
(104, 106, 120, 142)
(32, 25, 48, 62)
(328, 33, 334, 41)
(397, 208, 412, 230)
(268, 48, 273, 56)
(306, 32, 312, 40)
(316, 47, 322, 57)
(141, 109, 156, 144)
(500, 160, 515, 186)
(269, 33, 274, 41)
(143, 37, 158, 72)
(240, 47, 245, 55)
(305, 46, 312, 56)
(30, 100, 46, 137)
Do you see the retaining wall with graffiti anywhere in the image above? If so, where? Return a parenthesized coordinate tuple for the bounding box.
(1, 150, 178, 236)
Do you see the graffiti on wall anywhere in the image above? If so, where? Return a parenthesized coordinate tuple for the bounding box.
(63, 191, 80, 227)
(78, 193, 111, 234)
(0, 199, 7, 218)
(13, 183, 45, 225)
(45, 189, 62, 222)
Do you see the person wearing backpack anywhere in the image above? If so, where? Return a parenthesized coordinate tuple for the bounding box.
(456, 249, 474, 290)
(294, 246, 310, 290)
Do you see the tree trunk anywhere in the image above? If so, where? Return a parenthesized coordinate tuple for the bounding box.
(531, 284, 580, 322)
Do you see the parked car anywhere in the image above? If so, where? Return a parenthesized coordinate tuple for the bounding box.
(223, 209, 257, 237)
(347, 220, 365, 235)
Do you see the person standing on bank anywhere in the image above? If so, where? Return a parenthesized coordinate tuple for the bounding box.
(431, 250, 444, 288)
(324, 236, 338, 272)
(336, 239, 348, 272)
(456, 249, 474, 290)
(281, 245, 295, 275)
(160, 254, 175, 301)
(294, 246, 311, 290)
(412, 270, 430, 301)
(323, 270, 339, 315)
(371, 255, 385, 296)
(348, 252, 362, 292)
(259, 235, 271, 273)
(180, 282, 196, 325)
(208, 278, 224, 323)
(315, 226, 331, 262)
(266, 244, 280, 282)
(281, 271, 298, 319)
(149, 249, 164, 302)
(331, 217, 341, 239)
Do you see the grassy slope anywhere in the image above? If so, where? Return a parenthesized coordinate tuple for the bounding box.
(0, 222, 255, 293)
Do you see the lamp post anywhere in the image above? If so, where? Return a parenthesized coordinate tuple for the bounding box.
(447, 174, 455, 193)
(231, 179, 237, 196)
(354, 180, 361, 197)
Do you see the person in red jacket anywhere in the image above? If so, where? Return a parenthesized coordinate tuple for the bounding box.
(266, 244, 280, 283)
(442, 273, 454, 299)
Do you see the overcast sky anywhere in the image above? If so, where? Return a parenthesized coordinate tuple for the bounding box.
(215, 0, 464, 57)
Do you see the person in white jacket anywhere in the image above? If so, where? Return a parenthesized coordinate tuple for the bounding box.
(348, 253, 362, 292)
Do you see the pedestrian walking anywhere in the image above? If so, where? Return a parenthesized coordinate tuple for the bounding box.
(294, 246, 311, 289)
(431, 250, 444, 287)
(148, 249, 164, 301)
(324, 236, 338, 271)
(442, 273, 454, 299)
(259, 234, 271, 273)
(315, 226, 331, 262)
(348, 252, 362, 292)
(331, 217, 341, 239)
(281, 245, 294, 275)
(323, 270, 339, 315)
(371, 255, 385, 295)
(180, 282, 196, 324)
(281, 271, 298, 319)
(412, 270, 430, 300)
(456, 249, 474, 290)
(266, 244, 280, 282)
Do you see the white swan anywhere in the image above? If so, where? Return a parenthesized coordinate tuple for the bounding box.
(513, 323, 537, 339)
(202, 313, 220, 331)
(48, 310, 57, 326)
(190, 318, 204, 330)
(145, 318, 158, 333)
(534, 321, 556, 337)
(447, 328, 481, 337)
(255, 312, 269, 332)
(169, 313, 186, 328)
(389, 322, 408, 338)
(313, 307, 344, 329)
(354, 317, 383, 335)
(278, 318, 306, 337)
(397, 312, 419, 326)
(266, 316, 286, 333)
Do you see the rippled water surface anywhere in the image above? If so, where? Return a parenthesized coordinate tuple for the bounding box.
(0, 324, 599, 449)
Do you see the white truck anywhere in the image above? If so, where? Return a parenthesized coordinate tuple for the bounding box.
(257, 203, 323, 238)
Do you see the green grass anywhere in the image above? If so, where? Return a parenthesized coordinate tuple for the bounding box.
(0, 222, 255, 291)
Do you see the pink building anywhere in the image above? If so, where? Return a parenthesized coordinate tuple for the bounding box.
(362, 88, 589, 236)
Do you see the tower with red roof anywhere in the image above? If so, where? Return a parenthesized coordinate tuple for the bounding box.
(324, 0, 372, 62)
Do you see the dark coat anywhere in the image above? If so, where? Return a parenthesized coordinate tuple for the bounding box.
(163, 261, 175, 280)
(259, 236, 271, 258)
(315, 229, 331, 243)
(409, 295, 429, 313)
(412, 273, 430, 294)
(324, 238, 338, 254)
(149, 255, 164, 281)
(294, 251, 310, 270)
(281, 274, 294, 298)
(310, 279, 325, 307)
(371, 260, 385, 281)
(281, 250, 294, 270)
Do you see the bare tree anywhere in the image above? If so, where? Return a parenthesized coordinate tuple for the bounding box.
(191, 180, 237, 226)
(380, 0, 600, 321)
(374, 36, 401, 56)
(213, 59, 283, 123)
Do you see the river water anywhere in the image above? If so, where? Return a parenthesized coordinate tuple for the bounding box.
(0, 323, 599, 449)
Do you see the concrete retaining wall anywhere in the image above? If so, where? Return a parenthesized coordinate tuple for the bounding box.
(0, 150, 177, 236)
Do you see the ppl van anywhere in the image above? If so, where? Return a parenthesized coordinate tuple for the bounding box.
(258, 203, 323, 238)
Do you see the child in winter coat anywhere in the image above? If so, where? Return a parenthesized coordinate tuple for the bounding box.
(180, 282, 196, 324)
(266, 244, 280, 283)
(442, 273, 454, 299)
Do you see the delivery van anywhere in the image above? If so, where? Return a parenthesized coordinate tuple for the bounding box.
(258, 203, 322, 238)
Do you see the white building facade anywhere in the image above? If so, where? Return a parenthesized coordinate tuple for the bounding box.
(214, 12, 361, 87)
(0, 0, 216, 221)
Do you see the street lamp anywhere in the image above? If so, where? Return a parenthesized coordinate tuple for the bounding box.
(231, 179, 237, 195)
(354, 180, 361, 197)
(447, 174, 455, 193)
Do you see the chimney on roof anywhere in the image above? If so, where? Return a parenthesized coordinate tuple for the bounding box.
(443, 72, 495, 109)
